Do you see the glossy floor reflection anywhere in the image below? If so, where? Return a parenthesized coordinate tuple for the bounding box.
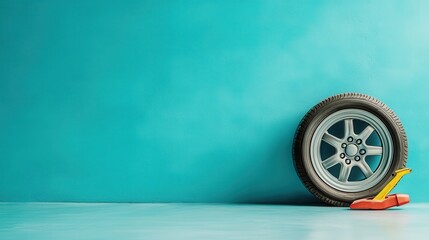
(0, 203, 427, 239)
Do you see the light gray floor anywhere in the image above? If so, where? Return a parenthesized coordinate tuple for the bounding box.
(0, 203, 427, 239)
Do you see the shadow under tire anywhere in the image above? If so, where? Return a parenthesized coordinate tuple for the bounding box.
(292, 93, 408, 206)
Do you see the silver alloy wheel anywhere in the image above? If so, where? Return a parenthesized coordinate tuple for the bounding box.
(310, 109, 393, 192)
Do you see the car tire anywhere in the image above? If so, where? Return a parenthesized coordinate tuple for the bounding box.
(292, 93, 408, 206)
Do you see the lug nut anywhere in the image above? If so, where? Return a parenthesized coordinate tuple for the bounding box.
(341, 143, 347, 148)
(345, 159, 351, 165)
(340, 153, 345, 158)
(347, 137, 353, 142)
(360, 149, 366, 155)
(354, 156, 360, 161)
(356, 139, 362, 145)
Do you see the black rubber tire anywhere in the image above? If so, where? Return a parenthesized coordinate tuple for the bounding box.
(292, 93, 408, 206)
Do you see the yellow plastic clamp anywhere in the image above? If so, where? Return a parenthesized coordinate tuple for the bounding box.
(373, 168, 411, 200)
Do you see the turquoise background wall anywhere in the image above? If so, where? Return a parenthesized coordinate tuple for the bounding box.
(1, 0, 428, 203)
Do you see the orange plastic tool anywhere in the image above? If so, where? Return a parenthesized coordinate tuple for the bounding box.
(350, 168, 411, 210)
(350, 194, 410, 210)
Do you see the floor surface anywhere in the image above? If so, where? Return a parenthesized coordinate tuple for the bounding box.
(0, 203, 427, 239)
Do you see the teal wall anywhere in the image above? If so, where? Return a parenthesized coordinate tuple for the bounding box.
(1, 0, 428, 202)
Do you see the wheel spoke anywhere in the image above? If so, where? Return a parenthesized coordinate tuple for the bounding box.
(358, 161, 374, 178)
(359, 126, 374, 141)
(366, 146, 382, 155)
(338, 165, 351, 182)
(322, 132, 342, 148)
(344, 119, 354, 137)
(322, 155, 341, 169)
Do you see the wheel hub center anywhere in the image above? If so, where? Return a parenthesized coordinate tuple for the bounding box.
(345, 144, 358, 156)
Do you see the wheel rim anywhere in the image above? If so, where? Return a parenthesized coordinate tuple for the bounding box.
(310, 109, 393, 192)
